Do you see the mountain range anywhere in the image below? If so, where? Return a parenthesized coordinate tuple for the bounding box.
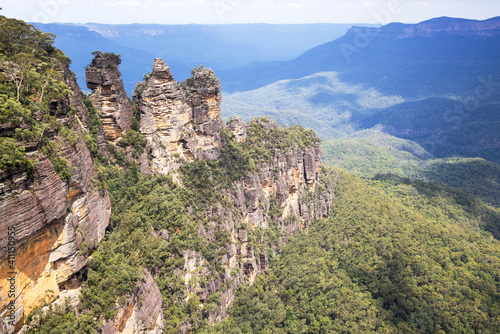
(221, 17, 500, 168)
(2, 15, 500, 334)
(32, 22, 359, 94)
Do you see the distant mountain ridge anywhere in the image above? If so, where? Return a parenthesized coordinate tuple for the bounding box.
(221, 16, 500, 167)
(32, 22, 360, 94)
(219, 16, 500, 93)
(369, 16, 500, 38)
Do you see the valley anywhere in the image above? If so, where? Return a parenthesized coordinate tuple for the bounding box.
(1, 14, 500, 334)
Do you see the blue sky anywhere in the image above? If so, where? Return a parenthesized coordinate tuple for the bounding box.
(2, 0, 499, 24)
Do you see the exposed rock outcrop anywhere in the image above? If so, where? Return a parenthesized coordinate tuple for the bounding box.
(227, 117, 247, 143)
(133, 59, 222, 174)
(179, 117, 335, 324)
(0, 137, 111, 333)
(0, 59, 111, 332)
(86, 52, 134, 142)
(101, 269, 163, 334)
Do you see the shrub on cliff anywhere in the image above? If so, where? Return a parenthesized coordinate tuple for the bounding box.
(0, 15, 78, 180)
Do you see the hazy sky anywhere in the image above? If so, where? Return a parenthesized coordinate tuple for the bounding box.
(2, 0, 499, 25)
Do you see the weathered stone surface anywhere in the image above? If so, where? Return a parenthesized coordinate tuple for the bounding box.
(86, 53, 133, 142)
(0, 157, 68, 259)
(0, 130, 110, 332)
(160, 229, 170, 241)
(227, 117, 247, 143)
(134, 59, 222, 174)
(139, 149, 151, 175)
(64, 67, 91, 129)
(238, 229, 247, 242)
(100, 270, 163, 334)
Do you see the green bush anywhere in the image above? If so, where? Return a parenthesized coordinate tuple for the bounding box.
(0, 137, 33, 175)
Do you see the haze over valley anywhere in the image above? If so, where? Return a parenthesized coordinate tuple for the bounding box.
(1, 3, 500, 333)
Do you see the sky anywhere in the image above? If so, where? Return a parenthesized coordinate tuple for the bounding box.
(2, 0, 499, 25)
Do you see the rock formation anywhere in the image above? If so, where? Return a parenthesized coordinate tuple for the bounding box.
(0, 51, 112, 332)
(227, 117, 247, 143)
(1, 36, 333, 332)
(101, 269, 163, 334)
(0, 132, 110, 334)
(177, 117, 334, 323)
(133, 59, 222, 174)
(86, 52, 134, 142)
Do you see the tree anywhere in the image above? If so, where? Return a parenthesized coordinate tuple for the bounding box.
(10, 52, 36, 101)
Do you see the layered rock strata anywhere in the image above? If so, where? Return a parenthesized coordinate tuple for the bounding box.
(133, 59, 222, 174)
(0, 136, 111, 333)
(177, 117, 334, 323)
(0, 63, 111, 333)
(86, 52, 133, 142)
(101, 269, 163, 334)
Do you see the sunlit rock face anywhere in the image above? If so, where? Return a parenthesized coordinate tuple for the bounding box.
(181, 117, 334, 323)
(0, 136, 110, 333)
(133, 59, 222, 174)
(86, 52, 134, 142)
(100, 269, 164, 334)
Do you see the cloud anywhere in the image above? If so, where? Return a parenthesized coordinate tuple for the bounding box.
(114, 0, 141, 6)
(286, 3, 304, 9)
(157, 1, 194, 7)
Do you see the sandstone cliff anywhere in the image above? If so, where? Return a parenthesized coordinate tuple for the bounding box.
(133, 59, 222, 174)
(0, 54, 111, 333)
(1, 35, 334, 332)
(130, 58, 334, 325)
(173, 117, 335, 324)
(86, 52, 134, 142)
(0, 143, 110, 334)
(101, 269, 163, 334)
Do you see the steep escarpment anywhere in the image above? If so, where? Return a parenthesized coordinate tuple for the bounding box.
(133, 59, 222, 174)
(38, 110, 335, 332)
(86, 52, 133, 142)
(191, 118, 335, 322)
(100, 269, 163, 334)
(0, 17, 111, 333)
(7, 49, 334, 333)
(374, 16, 500, 38)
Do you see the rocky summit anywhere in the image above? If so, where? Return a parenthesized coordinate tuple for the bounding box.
(134, 59, 222, 174)
(0, 34, 333, 332)
(86, 52, 134, 142)
(2, 16, 500, 334)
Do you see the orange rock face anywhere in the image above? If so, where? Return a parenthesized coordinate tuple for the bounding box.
(0, 136, 110, 332)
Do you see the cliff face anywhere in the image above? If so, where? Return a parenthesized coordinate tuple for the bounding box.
(86, 52, 134, 142)
(176, 118, 334, 324)
(0, 89, 111, 333)
(130, 59, 333, 322)
(134, 59, 221, 174)
(101, 269, 163, 334)
(1, 31, 333, 332)
(0, 31, 111, 333)
(130, 57, 334, 323)
(351, 16, 500, 39)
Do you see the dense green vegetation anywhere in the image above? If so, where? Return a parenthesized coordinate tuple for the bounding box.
(221, 72, 403, 141)
(418, 158, 500, 207)
(225, 170, 500, 333)
(322, 131, 427, 177)
(25, 113, 322, 333)
(8, 16, 500, 334)
(322, 133, 500, 208)
(0, 15, 77, 180)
